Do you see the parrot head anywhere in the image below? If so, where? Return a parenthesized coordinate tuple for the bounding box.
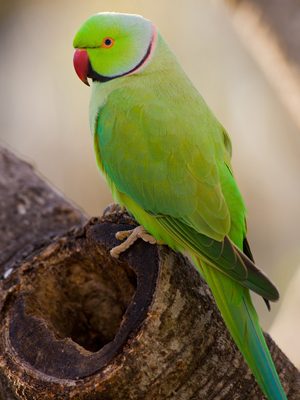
(73, 12, 157, 86)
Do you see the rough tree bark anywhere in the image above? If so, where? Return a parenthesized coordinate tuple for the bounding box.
(0, 146, 299, 399)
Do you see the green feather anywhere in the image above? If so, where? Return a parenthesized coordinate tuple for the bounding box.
(199, 263, 287, 400)
(158, 216, 279, 301)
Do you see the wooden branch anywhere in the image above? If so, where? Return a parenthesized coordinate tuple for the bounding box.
(0, 147, 86, 275)
(0, 146, 299, 399)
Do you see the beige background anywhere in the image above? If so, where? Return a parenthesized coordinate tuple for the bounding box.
(0, 0, 299, 366)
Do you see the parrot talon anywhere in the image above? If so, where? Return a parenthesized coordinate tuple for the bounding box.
(115, 229, 133, 241)
(110, 226, 157, 258)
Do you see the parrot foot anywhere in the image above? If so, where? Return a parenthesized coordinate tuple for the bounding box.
(110, 226, 157, 258)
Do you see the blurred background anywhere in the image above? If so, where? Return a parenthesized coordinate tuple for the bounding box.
(0, 0, 299, 366)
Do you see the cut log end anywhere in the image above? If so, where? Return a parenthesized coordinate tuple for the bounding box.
(0, 212, 156, 385)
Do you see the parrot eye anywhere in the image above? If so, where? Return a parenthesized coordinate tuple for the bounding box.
(102, 37, 115, 48)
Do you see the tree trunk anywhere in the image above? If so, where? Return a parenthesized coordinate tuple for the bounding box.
(0, 146, 299, 399)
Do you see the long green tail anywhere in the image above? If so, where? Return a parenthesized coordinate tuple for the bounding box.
(196, 257, 287, 400)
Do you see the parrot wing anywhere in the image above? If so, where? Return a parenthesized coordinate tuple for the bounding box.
(97, 87, 231, 240)
(157, 216, 279, 301)
(96, 87, 278, 301)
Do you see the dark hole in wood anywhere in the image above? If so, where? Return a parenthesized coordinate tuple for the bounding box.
(24, 254, 137, 353)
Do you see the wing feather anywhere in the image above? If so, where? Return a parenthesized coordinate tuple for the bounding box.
(95, 85, 278, 302)
(97, 86, 231, 240)
(157, 216, 279, 301)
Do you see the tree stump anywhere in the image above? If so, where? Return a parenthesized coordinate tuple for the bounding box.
(0, 147, 299, 399)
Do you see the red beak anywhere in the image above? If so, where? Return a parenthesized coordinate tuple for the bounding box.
(73, 49, 90, 86)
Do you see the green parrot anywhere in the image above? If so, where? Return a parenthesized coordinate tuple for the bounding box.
(73, 12, 287, 399)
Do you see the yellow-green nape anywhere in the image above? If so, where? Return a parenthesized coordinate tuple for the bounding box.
(73, 12, 151, 49)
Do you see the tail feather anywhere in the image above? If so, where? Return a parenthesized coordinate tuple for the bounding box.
(195, 257, 287, 400)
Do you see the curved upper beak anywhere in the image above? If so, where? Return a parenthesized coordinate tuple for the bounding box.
(73, 49, 90, 86)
